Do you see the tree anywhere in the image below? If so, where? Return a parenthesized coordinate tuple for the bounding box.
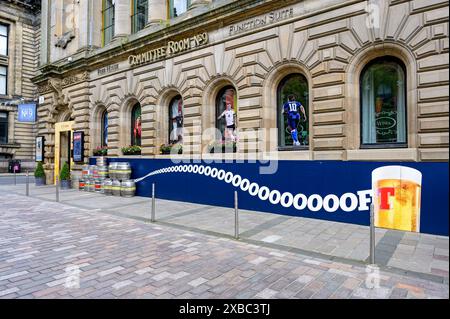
(34, 161, 45, 178)
(59, 162, 70, 181)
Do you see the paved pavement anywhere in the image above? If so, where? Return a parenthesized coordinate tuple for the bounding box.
(0, 192, 448, 299)
(1, 183, 448, 282)
(0, 175, 34, 185)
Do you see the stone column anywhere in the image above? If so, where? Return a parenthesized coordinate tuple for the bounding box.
(77, 0, 89, 50)
(113, 0, 131, 39)
(147, 0, 168, 26)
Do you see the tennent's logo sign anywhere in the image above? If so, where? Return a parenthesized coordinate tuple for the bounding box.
(372, 166, 422, 233)
(128, 33, 208, 67)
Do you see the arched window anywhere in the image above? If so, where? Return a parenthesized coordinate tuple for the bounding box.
(101, 110, 108, 147)
(131, 103, 142, 146)
(216, 86, 237, 141)
(132, 0, 148, 33)
(360, 57, 406, 146)
(168, 95, 183, 144)
(277, 74, 309, 148)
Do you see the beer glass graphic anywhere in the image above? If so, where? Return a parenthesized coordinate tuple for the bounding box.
(372, 166, 422, 232)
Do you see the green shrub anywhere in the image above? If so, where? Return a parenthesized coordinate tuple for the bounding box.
(59, 162, 70, 181)
(34, 161, 45, 178)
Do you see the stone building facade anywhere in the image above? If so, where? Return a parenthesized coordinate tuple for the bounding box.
(0, 0, 41, 172)
(32, 0, 449, 183)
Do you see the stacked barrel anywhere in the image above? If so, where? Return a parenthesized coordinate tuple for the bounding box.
(109, 162, 136, 197)
(79, 159, 135, 197)
(79, 157, 110, 194)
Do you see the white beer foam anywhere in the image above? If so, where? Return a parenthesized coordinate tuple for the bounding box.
(372, 165, 422, 191)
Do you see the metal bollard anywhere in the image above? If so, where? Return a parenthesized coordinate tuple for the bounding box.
(26, 170, 29, 196)
(56, 176, 60, 202)
(151, 183, 155, 222)
(234, 191, 239, 239)
(14, 168, 16, 185)
(370, 203, 375, 264)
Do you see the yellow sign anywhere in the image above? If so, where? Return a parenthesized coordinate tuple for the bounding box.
(54, 121, 74, 184)
(128, 32, 208, 67)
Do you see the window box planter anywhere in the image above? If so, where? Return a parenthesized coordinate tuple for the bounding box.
(160, 144, 182, 155)
(93, 146, 108, 156)
(121, 145, 141, 156)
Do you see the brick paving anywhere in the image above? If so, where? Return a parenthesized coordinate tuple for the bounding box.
(0, 193, 448, 299)
(1, 183, 448, 280)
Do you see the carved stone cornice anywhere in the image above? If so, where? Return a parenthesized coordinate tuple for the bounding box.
(61, 71, 89, 88)
(37, 71, 89, 93)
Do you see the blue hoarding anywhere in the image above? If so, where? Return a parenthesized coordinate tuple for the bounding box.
(90, 158, 449, 236)
(18, 104, 37, 122)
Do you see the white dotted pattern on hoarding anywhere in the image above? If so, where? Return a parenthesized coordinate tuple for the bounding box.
(134, 165, 373, 213)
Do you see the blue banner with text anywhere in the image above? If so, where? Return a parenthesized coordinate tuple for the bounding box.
(90, 158, 448, 236)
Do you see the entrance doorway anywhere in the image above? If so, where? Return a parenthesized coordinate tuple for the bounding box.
(54, 121, 74, 184)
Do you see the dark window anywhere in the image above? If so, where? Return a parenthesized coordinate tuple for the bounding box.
(132, 0, 148, 33)
(360, 57, 407, 147)
(277, 74, 309, 148)
(169, 95, 183, 144)
(169, 0, 189, 18)
(216, 86, 237, 141)
(0, 112, 8, 144)
(0, 66, 6, 95)
(0, 24, 8, 56)
(101, 110, 108, 147)
(102, 0, 115, 46)
(131, 103, 142, 146)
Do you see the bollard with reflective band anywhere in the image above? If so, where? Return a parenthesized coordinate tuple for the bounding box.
(26, 170, 29, 196)
(234, 191, 239, 239)
(370, 203, 375, 264)
(56, 176, 60, 202)
(151, 183, 155, 222)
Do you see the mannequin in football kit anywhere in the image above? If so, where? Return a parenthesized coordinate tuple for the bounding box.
(282, 94, 307, 146)
(218, 102, 237, 142)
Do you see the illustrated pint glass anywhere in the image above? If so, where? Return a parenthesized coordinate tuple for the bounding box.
(371, 166, 422, 232)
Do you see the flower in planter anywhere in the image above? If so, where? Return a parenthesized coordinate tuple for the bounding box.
(121, 145, 141, 155)
(93, 146, 108, 156)
(160, 143, 182, 154)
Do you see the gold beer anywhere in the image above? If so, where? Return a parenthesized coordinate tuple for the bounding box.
(372, 166, 422, 233)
